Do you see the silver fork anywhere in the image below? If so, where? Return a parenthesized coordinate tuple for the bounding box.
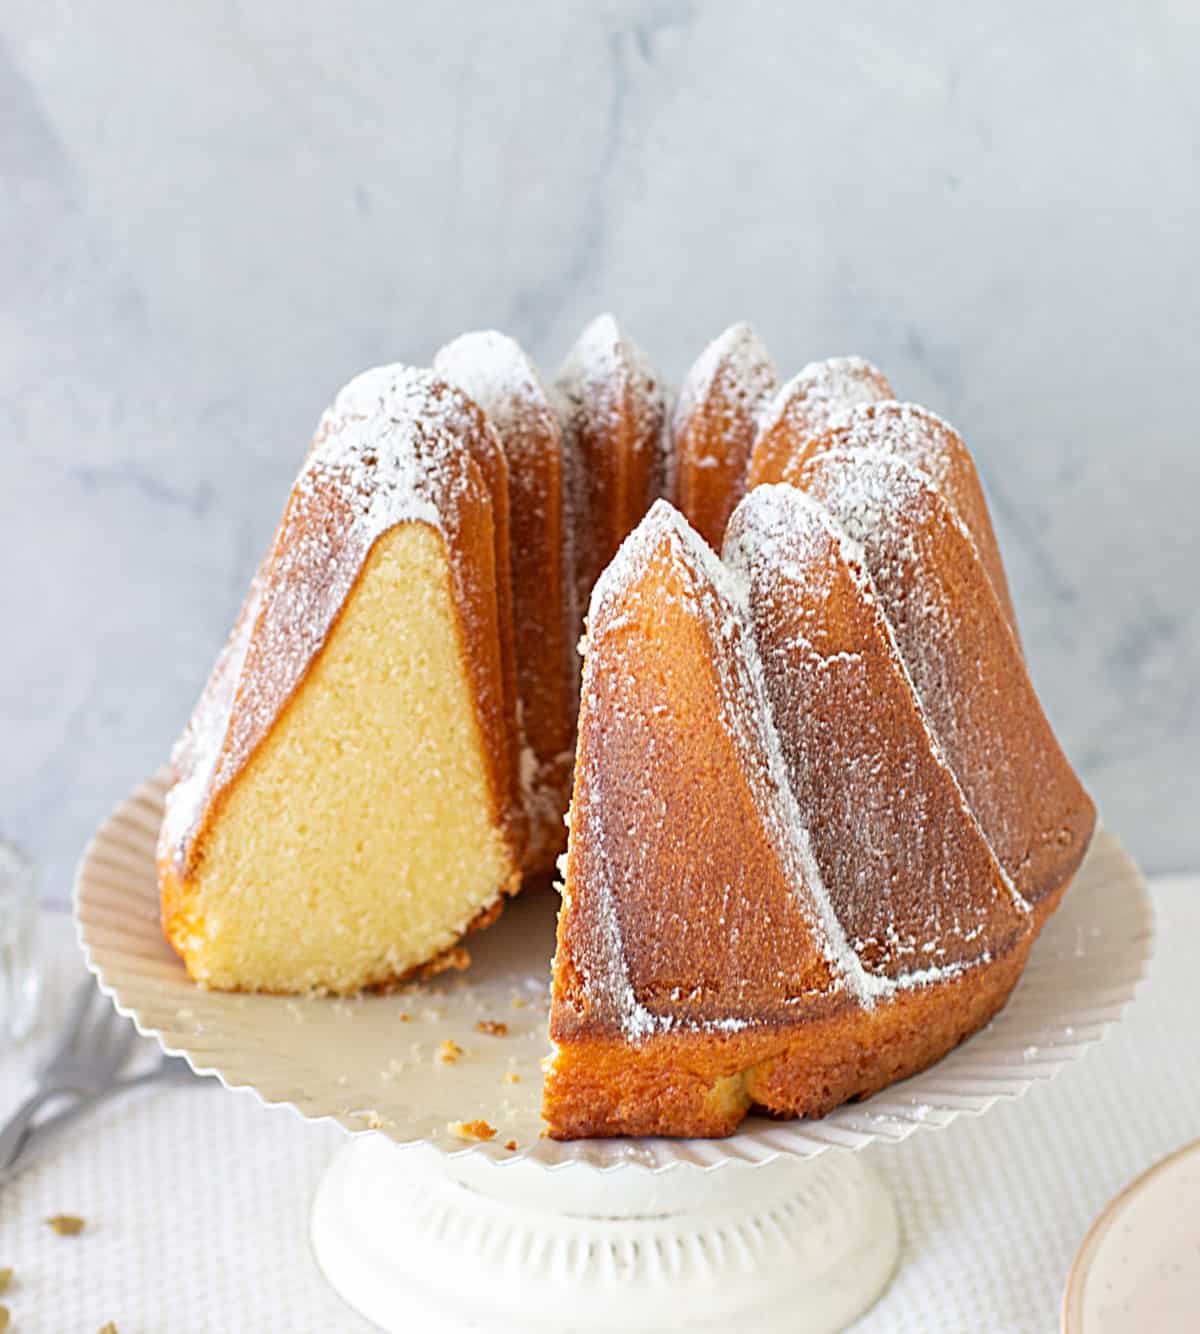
(0, 1053, 199, 1184)
(0, 978, 137, 1172)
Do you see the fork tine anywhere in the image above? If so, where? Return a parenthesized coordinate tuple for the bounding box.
(41, 980, 100, 1073)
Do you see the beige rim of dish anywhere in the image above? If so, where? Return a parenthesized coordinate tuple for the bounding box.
(1062, 1137, 1200, 1333)
(75, 770, 1153, 1173)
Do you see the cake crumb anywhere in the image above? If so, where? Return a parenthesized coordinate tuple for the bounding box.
(510, 995, 529, 1010)
(47, 1215, 86, 1236)
(0, 1271, 10, 1294)
(476, 1020, 508, 1037)
(503, 1071, 521, 1084)
(504, 1140, 518, 1151)
(436, 1039, 463, 1065)
(447, 1119, 496, 1142)
(399, 1012, 411, 1022)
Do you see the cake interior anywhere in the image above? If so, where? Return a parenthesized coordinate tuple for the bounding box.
(172, 523, 515, 993)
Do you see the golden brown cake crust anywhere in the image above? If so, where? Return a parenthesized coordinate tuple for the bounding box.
(793, 447, 1094, 911)
(545, 415, 1094, 1137)
(544, 884, 1069, 1140)
(747, 357, 894, 493)
(435, 333, 576, 874)
(784, 401, 1021, 644)
(555, 314, 668, 636)
(671, 323, 776, 549)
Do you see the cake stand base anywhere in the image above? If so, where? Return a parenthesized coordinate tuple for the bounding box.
(310, 1135, 899, 1333)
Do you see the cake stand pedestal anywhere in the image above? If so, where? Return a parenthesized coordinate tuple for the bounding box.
(310, 1135, 898, 1334)
(74, 778, 1153, 1334)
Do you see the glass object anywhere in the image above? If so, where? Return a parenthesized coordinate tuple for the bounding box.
(0, 838, 39, 1044)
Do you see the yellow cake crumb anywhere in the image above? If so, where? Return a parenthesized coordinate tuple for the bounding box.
(476, 1020, 508, 1036)
(447, 1119, 496, 1141)
(436, 1038, 463, 1065)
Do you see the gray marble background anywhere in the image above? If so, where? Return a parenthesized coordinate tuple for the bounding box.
(3, 1, 1197, 903)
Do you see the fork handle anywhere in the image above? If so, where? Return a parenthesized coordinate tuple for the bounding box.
(0, 1067, 177, 1186)
(0, 1087, 83, 1172)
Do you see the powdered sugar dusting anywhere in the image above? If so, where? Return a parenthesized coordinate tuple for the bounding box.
(669, 322, 775, 498)
(162, 366, 489, 866)
(434, 331, 576, 861)
(805, 399, 1021, 642)
(757, 356, 893, 446)
(556, 314, 667, 458)
(573, 500, 882, 1035)
(819, 400, 962, 492)
(726, 484, 1028, 979)
(434, 331, 558, 465)
(796, 448, 1033, 914)
(554, 314, 671, 655)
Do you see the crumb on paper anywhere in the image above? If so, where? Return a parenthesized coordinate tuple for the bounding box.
(503, 1071, 520, 1085)
(504, 1140, 517, 1151)
(447, 1119, 496, 1142)
(47, 1215, 85, 1236)
(436, 1039, 463, 1065)
(510, 995, 529, 1010)
(476, 1020, 508, 1037)
(0, 1271, 10, 1294)
(399, 1012, 411, 1023)
(98, 1324, 119, 1334)
(354, 1108, 388, 1130)
(0, 1306, 9, 1331)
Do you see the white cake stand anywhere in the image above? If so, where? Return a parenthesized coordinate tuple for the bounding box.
(75, 774, 1153, 1333)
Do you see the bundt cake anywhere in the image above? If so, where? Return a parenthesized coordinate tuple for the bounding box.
(158, 316, 1095, 1138)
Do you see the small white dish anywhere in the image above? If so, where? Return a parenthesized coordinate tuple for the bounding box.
(1063, 1138, 1200, 1333)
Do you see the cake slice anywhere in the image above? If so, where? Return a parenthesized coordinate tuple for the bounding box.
(158, 368, 525, 993)
(670, 322, 776, 548)
(435, 331, 575, 874)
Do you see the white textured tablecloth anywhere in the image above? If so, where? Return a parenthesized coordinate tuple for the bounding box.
(0, 877, 1193, 1334)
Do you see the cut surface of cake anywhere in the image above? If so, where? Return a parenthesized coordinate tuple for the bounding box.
(159, 368, 525, 993)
